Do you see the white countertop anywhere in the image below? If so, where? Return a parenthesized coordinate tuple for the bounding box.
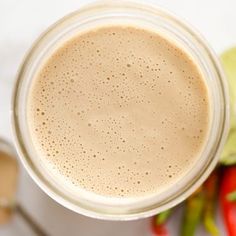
(0, 0, 235, 235)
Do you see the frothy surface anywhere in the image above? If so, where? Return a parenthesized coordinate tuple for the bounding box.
(27, 26, 210, 198)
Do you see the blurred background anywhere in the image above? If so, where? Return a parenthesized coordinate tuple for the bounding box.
(1, 0, 236, 235)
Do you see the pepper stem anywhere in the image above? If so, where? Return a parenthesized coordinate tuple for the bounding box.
(226, 190, 236, 202)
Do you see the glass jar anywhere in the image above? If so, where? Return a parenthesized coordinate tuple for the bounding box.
(12, 1, 229, 220)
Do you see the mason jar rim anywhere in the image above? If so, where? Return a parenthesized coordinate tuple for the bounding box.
(11, 0, 229, 220)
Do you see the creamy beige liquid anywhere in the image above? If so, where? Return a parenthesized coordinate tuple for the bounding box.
(0, 151, 18, 224)
(27, 26, 210, 198)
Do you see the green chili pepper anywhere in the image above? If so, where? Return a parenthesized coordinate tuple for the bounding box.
(180, 187, 205, 236)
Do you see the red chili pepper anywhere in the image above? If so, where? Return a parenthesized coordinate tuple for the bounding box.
(220, 166, 236, 236)
(203, 170, 219, 236)
(152, 221, 168, 236)
(152, 210, 171, 236)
